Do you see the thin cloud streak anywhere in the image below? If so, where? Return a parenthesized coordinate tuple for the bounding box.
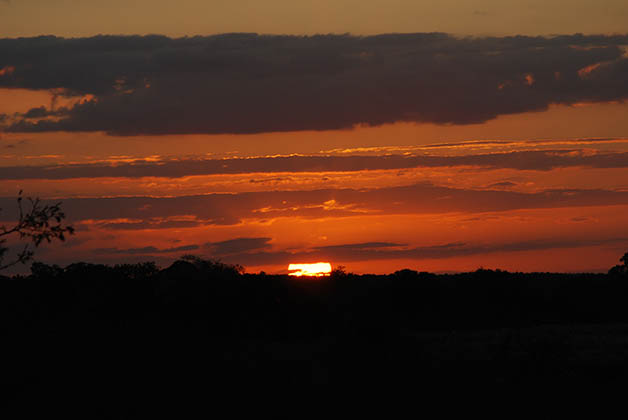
(94, 244, 199, 255)
(233, 237, 628, 266)
(2, 150, 628, 180)
(3, 183, 627, 228)
(90, 237, 628, 266)
(204, 237, 273, 255)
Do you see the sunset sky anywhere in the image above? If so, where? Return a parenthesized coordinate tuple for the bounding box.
(1, 0, 628, 274)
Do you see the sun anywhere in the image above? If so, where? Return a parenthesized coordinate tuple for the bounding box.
(288, 262, 332, 277)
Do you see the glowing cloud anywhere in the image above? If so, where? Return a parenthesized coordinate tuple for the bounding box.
(0, 66, 15, 77)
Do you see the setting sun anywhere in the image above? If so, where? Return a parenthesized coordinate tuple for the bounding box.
(288, 263, 332, 277)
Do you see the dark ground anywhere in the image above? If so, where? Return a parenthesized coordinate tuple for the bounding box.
(3, 258, 628, 417)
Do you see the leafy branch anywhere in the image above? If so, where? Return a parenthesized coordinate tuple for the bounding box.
(0, 191, 75, 270)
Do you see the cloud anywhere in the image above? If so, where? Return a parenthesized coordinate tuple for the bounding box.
(315, 241, 405, 251)
(204, 237, 272, 256)
(2, 149, 628, 180)
(487, 181, 518, 189)
(20, 105, 67, 119)
(1, 33, 628, 135)
(98, 219, 202, 230)
(95, 244, 199, 255)
(4, 183, 627, 229)
(208, 237, 628, 266)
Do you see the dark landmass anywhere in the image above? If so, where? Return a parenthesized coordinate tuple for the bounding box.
(3, 256, 628, 416)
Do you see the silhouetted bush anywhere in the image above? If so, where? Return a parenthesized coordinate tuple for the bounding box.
(609, 252, 628, 278)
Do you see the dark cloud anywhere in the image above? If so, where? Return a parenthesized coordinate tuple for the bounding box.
(213, 237, 628, 266)
(98, 220, 202, 230)
(1, 33, 627, 135)
(3, 183, 627, 228)
(487, 181, 518, 189)
(27, 235, 628, 271)
(2, 149, 628, 180)
(204, 237, 272, 256)
(569, 217, 592, 223)
(415, 137, 626, 151)
(315, 241, 405, 251)
(2, 138, 28, 149)
(21, 106, 49, 119)
(20, 106, 68, 119)
(95, 244, 199, 255)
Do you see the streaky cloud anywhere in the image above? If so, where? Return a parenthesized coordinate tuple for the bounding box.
(204, 237, 272, 256)
(202, 237, 628, 266)
(2, 149, 628, 180)
(3, 183, 627, 228)
(94, 244, 199, 255)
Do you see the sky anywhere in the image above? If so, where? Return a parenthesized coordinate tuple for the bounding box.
(1, 1, 628, 274)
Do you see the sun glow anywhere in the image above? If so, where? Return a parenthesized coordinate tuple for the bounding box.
(288, 262, 332, 277)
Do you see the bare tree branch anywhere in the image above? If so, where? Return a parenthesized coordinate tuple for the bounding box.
(0, 191, 74, 270)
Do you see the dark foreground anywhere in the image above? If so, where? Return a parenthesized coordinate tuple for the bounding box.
(3, 258, 628, 416)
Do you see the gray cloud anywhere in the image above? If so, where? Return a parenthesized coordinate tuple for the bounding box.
(315, 241, 405, 251)
(1, 139, 28, 150)
(98, 220, 202, 230)
(1, 33, 627, 135)
(2, 182, 627, 228)
(34, 235, 628, 271)
(95, 244, 199, 255)
(204, 237, 272, 256)
(211, 237, 628, 267)
(487, 181, 519, 189)
(1, 149, 628, 180)
(21, 106, 67, 119)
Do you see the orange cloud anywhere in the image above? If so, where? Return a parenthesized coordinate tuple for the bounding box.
(578, 63, 602, 78)
(0, 65, 15, 77)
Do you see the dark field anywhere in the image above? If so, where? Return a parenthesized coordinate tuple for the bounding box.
(3, 258, 628, 416)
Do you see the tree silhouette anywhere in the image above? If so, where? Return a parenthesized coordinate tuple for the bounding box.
(331, 265, 348, 279)
(608, 252, 628, 277)
(180, 254, 244, 275)
(0, 191, 74, 270)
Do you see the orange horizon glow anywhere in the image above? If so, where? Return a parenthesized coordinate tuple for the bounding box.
(288, 262, 332, 277)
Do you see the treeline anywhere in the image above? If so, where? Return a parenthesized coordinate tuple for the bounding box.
(3, 256, 628, 416)
(2, 257, 628, 336)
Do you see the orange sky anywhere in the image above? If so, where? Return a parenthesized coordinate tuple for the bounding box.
(3, 118, 627, 274)
(1, 21, 627, 274)
(2, 0, 628, 37)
